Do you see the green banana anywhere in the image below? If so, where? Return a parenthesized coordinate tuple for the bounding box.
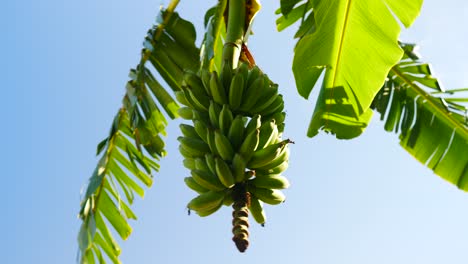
(238, 128, 260, 161)
(259, 95, 284, 117)
(214, 130, 234, 161)
(192, 109, 211, 125)
(244, 115, 261, 135)
(249, 175, 290, 189)
(195, 157, 210, 173)
(257, 120, 278, 149)
(239, 76, 265, 112)
(209, 71, 228, 105)
(250, 84, 279, 114)
(186, 87, 210, 111)
(184, 176, 209, 194)
(249, 195, 266, 225)
(232, 153, 247, 183)
(183, 71, 207, 98)
(201, 70, 212, 96)
(197, 200, 223, 217)
(174, 91, 192, 107)
(228, 115, 245, 151)
(267, 111, 286, 127)
(223, 189, 234, 206)
(235, 62, 249, 81)
(183, 158, 196, 170)
(256, 145, 289, 171)
(206, 129, 219, 156)
(246, 65, 261, 88)
(219, 104, 234, 135)
(221, 60, 233, 91)
(182, 88, 205, 112)
(179, 144, 195, 159)
(215, 157, 235, 188)
(187, 190, 225, 212)
(247, 139, 289, 169)
(191, 169, 225, 191)
(249, 186, 285, 205)
(204, 153, 217, 175)
(177, 107, 193, 120)
(180, 124, 200, 139)
(178, 136, 210, 157)
(208, 101, 221, 129)
(228, 73, 245, 110)
(258, 160, 289, 175)
(193, 120, 208, 143)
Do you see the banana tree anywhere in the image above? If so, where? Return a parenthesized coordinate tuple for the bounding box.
(77, 0, 468, 263)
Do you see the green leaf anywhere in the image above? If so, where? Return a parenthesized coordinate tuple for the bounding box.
(201, 0, 227, 71)
(373, 44, 468, 190)
(97, 191, 132, 240)
(280, 0, 304, 17)
(291, 0, 422, 138)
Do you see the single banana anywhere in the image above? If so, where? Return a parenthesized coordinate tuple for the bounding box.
(183, 158, 196, 170)
(191, 169, 225, 191)
(250, 85, 279, 114)
(267, 111, 286, 127)
(223, 189, 234, 206)
(208, 101, 221, 129)
(248, 186, 285, 205)
(179, 144, 195, 159)
(174, 91, 192, 108)
(247, 139, 289, 169)
(232, 153, 247, 183)
(186, 86, 210, 111)
(219, 104, 234, 135)
(184, 176, 209, 194)
(235, 62, 249, 81)
(259, 95, 284, 117)
(187, 190, 225, 212)
(183, 71, 207, 98)
(257, 119, 277, 149)
(201, 70, 212, 96)
(177, 107, 193, 120)
(204, 153, 217, 175)
(192, 109, 211, 125)
(195, 157, 211, 173)
(258, 160, 289, 175)
(246, 65, 261, 88)
(209, 71, 228, 105)
(177, 136, 211, 157)
(239, 76, 265, 112)
(244, 114, 261, 136)
(182, 88, 205, 112)
(249, 175, 290, 189)
(228, 73, 245, 110)
(215, 157, 235, 188)
(193, 120, 208, 143)
(206, 129, 219, 156)
(196, 200, 223, 217)
(255, 145, 289, 171)
(228, 115, 245, 151)
(179, 124, 200, 139)
(221, 60, 233, 91)
(238, 128, 260, 161)
(249, 195, 266, 225)
(214, 130, 235, 161)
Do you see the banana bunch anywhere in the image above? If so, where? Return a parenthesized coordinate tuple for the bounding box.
(177, 63, 291, 252)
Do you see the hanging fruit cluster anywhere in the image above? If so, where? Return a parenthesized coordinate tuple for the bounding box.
(176, 62, 291, 252)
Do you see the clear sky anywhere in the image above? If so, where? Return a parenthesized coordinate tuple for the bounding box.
(2, 0, 468, 263)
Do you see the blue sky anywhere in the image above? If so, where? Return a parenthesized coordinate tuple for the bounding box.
(2, 1, 468, 263)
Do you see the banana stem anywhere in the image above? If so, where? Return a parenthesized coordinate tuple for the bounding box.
(222, 0, 247, 69)
(232, 184, 250, 252)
